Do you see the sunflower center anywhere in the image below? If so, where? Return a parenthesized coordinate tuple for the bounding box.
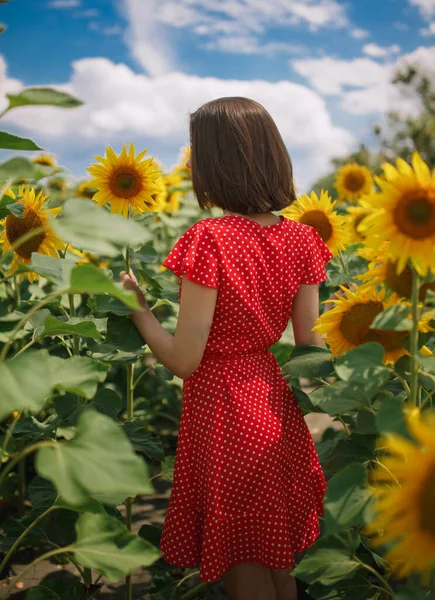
(339, 301, 384, 345)
(299, 210, 333, 243)
(109, 167, 143, 199)
(418, 462, 435, 536)
(366, 329, 406, 352)
(344, 171, 366, 192)
(385, 260, 413, 299)
(5, 208, 46, 259)
(394, 192, 435, 240)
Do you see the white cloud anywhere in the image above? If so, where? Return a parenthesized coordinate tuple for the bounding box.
(363, 43, 401, 58)
(122, 0, 349, 74)
(0, 55, 355, 189)
(0, 56, 22, 113)
(75, 8, 100, 18)
(420, 21, 435, 34)
(350, 28, 369, 39)
(49, 0, 80, 7)
(291, 46, 435, 115)
(410, 0, 435, 18)
(203, 36, 305, 56)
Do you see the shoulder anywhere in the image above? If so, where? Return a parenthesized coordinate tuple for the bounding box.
(282, 218, 317, 242)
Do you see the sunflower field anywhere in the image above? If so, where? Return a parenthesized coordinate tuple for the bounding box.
(1, 78, 435, 600)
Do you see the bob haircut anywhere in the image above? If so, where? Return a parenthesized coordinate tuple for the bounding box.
(189, 96, 296, 215)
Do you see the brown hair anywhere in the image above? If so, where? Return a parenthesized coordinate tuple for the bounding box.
(189, 97, 296, 215)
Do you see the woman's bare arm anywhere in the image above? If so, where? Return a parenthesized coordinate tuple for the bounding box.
(291, 283, 326, 347)
(121, 271, 217, 379)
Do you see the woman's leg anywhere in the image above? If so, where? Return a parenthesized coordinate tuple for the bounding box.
(221, 563, 277, 600)
(269, 568, 298, 600)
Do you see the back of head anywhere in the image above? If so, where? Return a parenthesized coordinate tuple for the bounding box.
(189, 97, 296, 215)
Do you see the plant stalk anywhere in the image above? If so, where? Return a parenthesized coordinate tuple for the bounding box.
(410, 269, 420, 407)
(2, 546, 74, 599)
(355, 558, 394, 598)
(0, 505, 58, 574)
(181, 582, 215, 600)
(68, 293, 80, 355)
(0, 440, 57, 490)
(0, 412, 20, 465)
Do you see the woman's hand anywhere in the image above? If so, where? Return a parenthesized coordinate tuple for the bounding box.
(120, 269, 149, 310)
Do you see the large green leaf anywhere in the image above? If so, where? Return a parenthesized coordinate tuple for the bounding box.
(72, 512, 160, 582)
(40, 315, 104, 340)
(30, 253, 75, 287)
(26, 587, 60, 600)
(0, 157, 37, 182)
(92, 295, 134, 316)
(68, 264, 142, 310)
(160, 455, 175, 482)
(308, 573, 382, 600)
(49, 356, 107, 399)
(0, 131, 42, 151)
(282, 345, 333, 379)
(36, 410, 154, 506)
(309, 381, 372, 415)
(293, 531, 360, 586)
(122, 422, 165, 461)
(131, 244, 158, 264)
(148, 570, 181, 600)
(54, 388, 122, 426)
(324, 463, 372, 534)
(0, 351, 52, 420)
(6, 88, 83, 110)
(334, 343, 390, 385)
(105, 313, 145, 353)
(376, 395, 410, 438)
(325, 434, 376, 473)
(371, 305, 413, 331)
(52, 198, 149, 257)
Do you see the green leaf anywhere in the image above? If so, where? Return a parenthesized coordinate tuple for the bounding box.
(148, 570, 182, 600)
(326, 434, 376, 473)
(28, 476, 57, 511)
(72, 512, 160, 582)
(6, 88, 83, 110)
(324, 463, 372, 534)
(26, 587, 60, 600)
(105, 314, 145, 353)
(27, 579, 85, 600)
(282, 345, 333, 379)
(123, 422, 165, 461)
(316, 431, 348, 464)
(30, 253, 75, 287)
(0, 351, 52, 420)
(356, 408, 379, 435)
(160, 455, 175, 482)
(334, 343, 390, 384)
(0, 131, 42, 151)
(49, 356, 108, 399)
(371, 305, 413, 331)
(54, 388, 122, 427)
(40, 315, 103, 339)
(68, 264, 141, 310)
(0, 157, 37, 182)
(52, 198, 149, 257)
(420, 355, 435, 375)
(310, 381, 372, 415)
(92, 295, 134, 316)
(138, 524, 162, 548)
(131, 244, 158, 264)
(36, 410, 154, 506)
(308, 573, 382, 600)
(376, 395, 410, 438)
(6, 201, 25, 217)
(293, 540, 360, 586)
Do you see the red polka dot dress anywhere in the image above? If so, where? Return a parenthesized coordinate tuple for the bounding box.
(160, 214, 333, 583)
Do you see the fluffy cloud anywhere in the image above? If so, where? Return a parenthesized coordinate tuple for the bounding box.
(202, 36, 305, 56)
(420, 22, 435, 35)
(0, 55, 354, 189)
(410, 0, 435, 18)
(350, 28, 369, 39)
(122, 0, 349, 75)
(49, 0, 80, 7)
(291, 46, 435, 115)
(363, 43, 401, 58)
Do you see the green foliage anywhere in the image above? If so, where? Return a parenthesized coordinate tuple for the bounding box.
(5, 88, 83, 111)
(0, 131, 42, 151)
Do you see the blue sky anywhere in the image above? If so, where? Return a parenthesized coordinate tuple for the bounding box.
(1, 0, 435, 190)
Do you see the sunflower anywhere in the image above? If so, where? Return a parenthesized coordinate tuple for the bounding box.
(76, 180, 98, 199)
(48, 177, 67, 191)
(87, 143, 162, 217)
(67, 247, 110, 269)
(281, 190, 349, 256)
(313, 285, 428, 364)
(0, 186, 65, 282)
(360, 153, 435, 277)
(335, 163, 373, 202)
(32, 154, 57, 168)
(163, 172, 183, 213)
(365, 409, 435, 582)
(359, 243, 435, 301)
(345, 202, 372, 244)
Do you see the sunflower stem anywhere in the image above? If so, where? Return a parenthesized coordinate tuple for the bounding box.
(124, 240, 134, 600)
(13, 275, 21, 309)
(354, 558, 394, 598)
(410, 270, 421, 407)
(68, 293, 80, 355)
(336, 415, 351, 436)
(0, 412, 20, 465)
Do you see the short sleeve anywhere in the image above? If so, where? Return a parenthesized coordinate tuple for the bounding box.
(301, 227, 333, 285)
(162, 221, 220, 289)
